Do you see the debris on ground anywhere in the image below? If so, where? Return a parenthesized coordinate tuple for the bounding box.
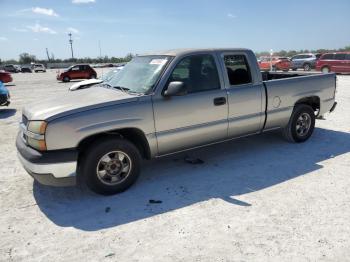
(149, 199, 162, 204)
(184, 156, 204, 164)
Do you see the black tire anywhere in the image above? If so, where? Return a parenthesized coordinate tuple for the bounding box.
(303, 63, 311, 71)
(283, 68, 289, 72)
(292, 68, 297, 71)
(89, 74, 96, 79)
(63, 76, 70, 82)
(282, 104, 315, 143)
(80, 137, 142, 195)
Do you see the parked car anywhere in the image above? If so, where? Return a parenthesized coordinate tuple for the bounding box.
(315, 52, 350, 73)
(21, 66, 33, 73)
(0, 81, 10, 106)
(259, 57, 291, 71)
(0, 70, 13, 83)
(69, 66, 124, 91)
(57, 64, 97, 82)
(34, 64, 46, 73)
(290, 53, 317, 71)
(3, 64, 20, 73)
(16, 48, 337, 195)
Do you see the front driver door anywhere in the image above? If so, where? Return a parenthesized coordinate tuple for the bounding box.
(69, 66, 81, 79)
(152, 54, 228, 155)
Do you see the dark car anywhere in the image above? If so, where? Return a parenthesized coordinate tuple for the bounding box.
(3, 64, 20, 73)
(316, 52, 350, 73)
(290, 54, 317, 71)
(57, 64, 97, 82)
(0, 81, 10, 106)
(0, 70, 13, 83)
(21, 66, 33, 73)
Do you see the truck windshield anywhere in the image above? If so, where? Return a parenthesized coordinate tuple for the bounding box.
(107, 55, 171, 94)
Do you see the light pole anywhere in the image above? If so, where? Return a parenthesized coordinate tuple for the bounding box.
(270, 49, 273, 71)
(68, 33, 74, 59)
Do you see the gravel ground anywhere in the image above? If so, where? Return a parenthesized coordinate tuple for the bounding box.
(0, 70, 350, 262)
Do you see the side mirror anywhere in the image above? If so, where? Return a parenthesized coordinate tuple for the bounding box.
(164, 81, 187, 97)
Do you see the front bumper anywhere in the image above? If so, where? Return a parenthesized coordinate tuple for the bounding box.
(16, 133, 78, 186)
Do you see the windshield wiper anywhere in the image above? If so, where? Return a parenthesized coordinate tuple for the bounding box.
(113, 86, 130, 93)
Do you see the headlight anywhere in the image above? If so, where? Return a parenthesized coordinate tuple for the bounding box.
(28, 121, 47, 135)
(26, 121, 47, 151)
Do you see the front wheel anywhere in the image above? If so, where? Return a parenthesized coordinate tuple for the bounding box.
(80, 137, 141, 195)
(321, 66, 330, 73)
(63, 76, 70, 82)
(282, 104, 315, 143)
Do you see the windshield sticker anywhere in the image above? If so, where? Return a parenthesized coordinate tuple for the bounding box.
(149, 59, 167, 65)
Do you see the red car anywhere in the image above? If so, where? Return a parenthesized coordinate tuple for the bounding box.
(316, 52, 350, 73)
(259, 57, 291, 72)
(0, 70, 13, 83)
(57, 64, 97, 82)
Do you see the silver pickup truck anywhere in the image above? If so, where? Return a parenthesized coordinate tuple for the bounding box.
(16, 48, 337, 195)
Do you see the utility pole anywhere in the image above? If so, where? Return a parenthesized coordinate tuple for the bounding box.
(46, 48, 50, 61)
(68, 33, 74, 59)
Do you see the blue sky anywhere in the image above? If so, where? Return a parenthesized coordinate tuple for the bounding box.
(0, 0, 349, 60)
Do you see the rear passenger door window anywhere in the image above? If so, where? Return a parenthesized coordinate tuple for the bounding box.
(224, 55, 252, 85)
(334, 54, 346, 60)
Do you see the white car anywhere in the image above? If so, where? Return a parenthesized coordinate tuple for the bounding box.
(34, 64, 46, 73)
(69, 66, 123, 91)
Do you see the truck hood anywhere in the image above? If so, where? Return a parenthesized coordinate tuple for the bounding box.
(23, 86, 139, 121)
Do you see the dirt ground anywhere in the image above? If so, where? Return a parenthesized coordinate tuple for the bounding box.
(0, 70, 350, 262)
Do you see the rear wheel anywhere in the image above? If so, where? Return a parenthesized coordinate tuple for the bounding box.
(89, 74, 96, 79)
(80, 137, 141, 195)
(303, 63, 311, 71)
(321, 66, 330, 73)
(283, 104, 315, 143)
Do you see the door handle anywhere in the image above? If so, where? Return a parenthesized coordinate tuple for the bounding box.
(213, 97, 226, 106)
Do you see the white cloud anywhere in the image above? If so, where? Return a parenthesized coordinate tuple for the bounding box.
(13, 27, 28, 32)
(27, 23, 57, 34)
(227, 13, 237, 19)
(0, 37, 8, 41)
(67, 27, 80, 34)
(32, 7, 59, 17)
(72, 0, 95, 4)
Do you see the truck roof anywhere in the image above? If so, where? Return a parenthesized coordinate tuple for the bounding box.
(140, 48, 250, 57)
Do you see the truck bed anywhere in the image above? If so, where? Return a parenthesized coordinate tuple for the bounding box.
(261, 72, 336, 130)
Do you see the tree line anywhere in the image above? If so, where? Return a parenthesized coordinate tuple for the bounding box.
(1, 46, 350, 65)
(0, 53, 134, 65)
(255, 46, 350, 58)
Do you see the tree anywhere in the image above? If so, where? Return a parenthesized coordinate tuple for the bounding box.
(19, 53, 36, 64)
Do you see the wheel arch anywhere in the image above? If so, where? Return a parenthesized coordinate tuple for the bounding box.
(77, 128, 152, 160)
(294, 96, 320, 113)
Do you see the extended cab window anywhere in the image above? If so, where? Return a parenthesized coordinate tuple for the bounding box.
(224, 55, 252, 85)
(169, 54, 220, 93)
